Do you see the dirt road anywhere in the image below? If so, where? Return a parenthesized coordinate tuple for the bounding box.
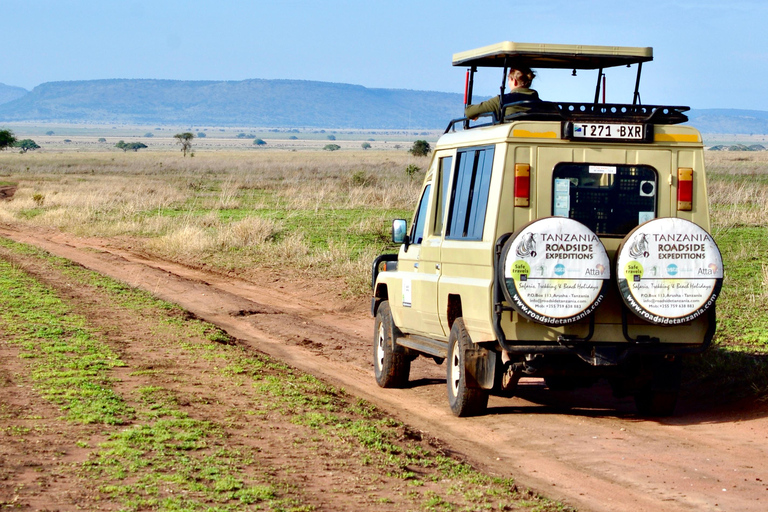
(1, 224, 766, 512)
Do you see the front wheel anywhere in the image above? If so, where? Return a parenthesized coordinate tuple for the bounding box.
(446, 318, 488, 417)
(373, 301, 410, 388)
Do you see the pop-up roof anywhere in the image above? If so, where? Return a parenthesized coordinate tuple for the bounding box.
(452, 42, 653, 70)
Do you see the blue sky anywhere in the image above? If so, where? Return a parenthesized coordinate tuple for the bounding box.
(2, 0, 766, 110)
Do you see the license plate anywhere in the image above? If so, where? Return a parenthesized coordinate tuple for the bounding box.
(573, 123, 644, 140)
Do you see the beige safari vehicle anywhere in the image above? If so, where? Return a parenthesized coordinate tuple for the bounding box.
(371, 42, 723, 417)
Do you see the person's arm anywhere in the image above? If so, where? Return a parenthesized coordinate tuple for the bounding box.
(464, 96, 500, 120)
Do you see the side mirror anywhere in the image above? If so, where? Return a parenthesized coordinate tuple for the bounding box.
(392, 219, 409, 249)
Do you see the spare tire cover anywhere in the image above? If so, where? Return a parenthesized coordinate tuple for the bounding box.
(499, 217, 610, 325)
(616, 218, 723, 325)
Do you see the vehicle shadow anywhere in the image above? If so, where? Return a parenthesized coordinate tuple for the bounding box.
(404, 348, 768, 424)
(486, 374, 768, 425)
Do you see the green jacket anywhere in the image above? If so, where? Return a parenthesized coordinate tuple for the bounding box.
(464, 88, 540, 119)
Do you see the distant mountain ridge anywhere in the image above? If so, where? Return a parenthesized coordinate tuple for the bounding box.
(0, 78, 766, 133)
(0, 83, 28, 105)
(0, 78, 462, 129)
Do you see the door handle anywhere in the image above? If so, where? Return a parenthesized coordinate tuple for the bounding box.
(413, 262, 419, 269)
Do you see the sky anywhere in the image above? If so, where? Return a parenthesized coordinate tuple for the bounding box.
(2, 0, 766, 111)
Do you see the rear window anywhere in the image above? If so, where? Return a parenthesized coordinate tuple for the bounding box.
(552, 163, 657, 237)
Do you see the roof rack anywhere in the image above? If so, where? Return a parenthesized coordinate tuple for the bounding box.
(453, 42, 670, 128)
(444, 101, 690, 134)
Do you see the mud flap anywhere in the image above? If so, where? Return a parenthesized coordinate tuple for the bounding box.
(464, 347, 497, 390)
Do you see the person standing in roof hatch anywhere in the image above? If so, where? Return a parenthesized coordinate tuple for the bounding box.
(465, 66, 539, 120)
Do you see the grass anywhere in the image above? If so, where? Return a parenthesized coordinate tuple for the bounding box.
(0, 150, 418, 294)
(0, 237, 569, 511)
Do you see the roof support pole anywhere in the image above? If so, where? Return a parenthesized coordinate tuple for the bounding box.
(499, 58, 508, 123)
(464, 66, 477, 130)
(593, 67, 603, 104)
(633, 62, 643, 105)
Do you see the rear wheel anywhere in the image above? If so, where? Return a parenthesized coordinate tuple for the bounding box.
(446, 318, 488, 417)
(373, 301, 410, 388)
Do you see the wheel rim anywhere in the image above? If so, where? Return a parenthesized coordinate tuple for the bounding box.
(376, 322, 385, 371)
(450, 339, 461, 397)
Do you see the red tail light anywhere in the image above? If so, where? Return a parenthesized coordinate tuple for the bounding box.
(515, 164, 530, 207)
(678, 167, 693, 211)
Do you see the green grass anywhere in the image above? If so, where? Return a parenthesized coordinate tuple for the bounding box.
(0, 258, 132, 425)
(0, 237, 569, 511)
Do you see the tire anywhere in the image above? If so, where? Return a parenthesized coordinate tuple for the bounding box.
(634, 357, 682, 417)
(446, 318, 489, 417)
(373, 301, 410, 388)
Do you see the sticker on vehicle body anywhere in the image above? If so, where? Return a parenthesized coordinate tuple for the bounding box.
(402, 278, 412, 308)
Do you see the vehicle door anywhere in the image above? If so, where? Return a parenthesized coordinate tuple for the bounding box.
(404, 153, 454, 339)
(396, 176, 434, 334)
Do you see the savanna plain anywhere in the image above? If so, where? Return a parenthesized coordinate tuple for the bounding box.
(0, 145, 767, 511)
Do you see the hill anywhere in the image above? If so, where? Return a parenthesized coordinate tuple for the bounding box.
(0, 83, 28, 105)
(684, 109, 768, 136)
(0, 79, 463, 129)
(0, 78, 767, 133)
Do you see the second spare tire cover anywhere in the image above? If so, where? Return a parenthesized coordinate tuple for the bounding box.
(499, 217, 610, 325)
(616, 217, 723, 325)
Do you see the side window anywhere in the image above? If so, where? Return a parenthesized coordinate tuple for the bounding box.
(552, 163, 658, 236)
(410, 184, 432, 245)
(446, 146, 494, 240)
(433, 156, 453, 236)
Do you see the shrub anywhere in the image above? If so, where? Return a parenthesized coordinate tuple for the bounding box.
(361, 142, 371, 150)
(405, 164, 421, 180)
(409, 140, 431, 157)
(323, 144, 341, 151)
(253, 139, 267, 146)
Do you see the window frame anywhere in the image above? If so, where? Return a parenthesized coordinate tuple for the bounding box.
(445, 145, 495, 241)
(551, 162, 659, 237)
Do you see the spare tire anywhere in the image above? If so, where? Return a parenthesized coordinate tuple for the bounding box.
(616, 218, 723, 325)
(498, 217, 610, 326)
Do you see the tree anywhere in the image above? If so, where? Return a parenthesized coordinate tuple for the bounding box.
(361, 142, 371, 150)
(323, 144, 341, 151)
(0, 129, 17, 151)
(126, 142, 148, 152)
(327, 134, 336, 141)
(174, 132, 195, 156)
(197, 132, 206, 138)
(409, 140, 431, 157)
(115, 141, 147, 152)
(13, 139, 40, 153)
(45, 130, 54, 136)
(98, 138, 107, 143)
(144, 132, 154, 138)
(253, 139, 266, 146)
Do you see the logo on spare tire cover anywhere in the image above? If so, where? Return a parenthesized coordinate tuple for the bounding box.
(515, 232, 537, 257)
(629, 233, 650, 258)
(499, 217, 610, 326)
(616, 218, 723, 325)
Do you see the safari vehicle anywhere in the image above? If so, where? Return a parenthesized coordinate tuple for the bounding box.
(371, 42, 723, 417)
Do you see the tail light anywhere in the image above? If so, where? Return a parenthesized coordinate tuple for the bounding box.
(514, 164, 530, 207)
(677, 167, 693, 211)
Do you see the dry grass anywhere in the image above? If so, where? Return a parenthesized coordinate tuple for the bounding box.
(706, 151, 768, 232)
(0, 150, 422, 292)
